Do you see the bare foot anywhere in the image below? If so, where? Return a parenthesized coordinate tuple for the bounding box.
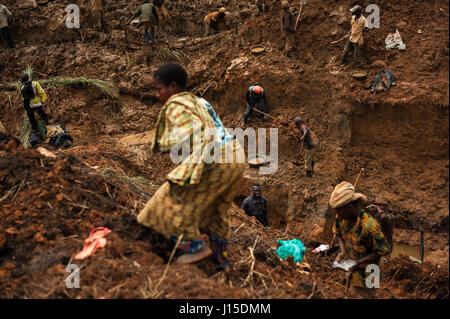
(176, 245, 212, 264)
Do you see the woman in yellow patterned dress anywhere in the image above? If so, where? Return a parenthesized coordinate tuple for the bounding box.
(137, 63, 245, 269)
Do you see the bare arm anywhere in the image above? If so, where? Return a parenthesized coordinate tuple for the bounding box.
(335, 235, 346, 262)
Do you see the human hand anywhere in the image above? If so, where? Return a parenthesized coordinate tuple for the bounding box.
(335, 251, 346, 263)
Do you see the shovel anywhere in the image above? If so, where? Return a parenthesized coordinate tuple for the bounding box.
(330, 31, 351, 44)
(291, 138, 305, 166)
(251, 107, 290, 127)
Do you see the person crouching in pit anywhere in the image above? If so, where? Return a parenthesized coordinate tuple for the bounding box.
(137, 63, 245, 271)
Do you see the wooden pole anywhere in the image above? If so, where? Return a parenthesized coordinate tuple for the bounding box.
(294, 1, 304, 31)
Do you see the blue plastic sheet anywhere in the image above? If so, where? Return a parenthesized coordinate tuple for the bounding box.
(276, 239, 306, 263)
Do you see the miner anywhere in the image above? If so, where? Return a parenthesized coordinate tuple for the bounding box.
(330, 182, 390, 298)
(294, 117, 317, 177)
(241, 184, 269, 226)
(0, 3, 14, 48)
(280, 1, 296, 57)
(130, 0, 159, 41)
(153, 0, 171, 26)
(242, 85, 265, 125)
(340, 5, 369, 66)
(366, 196, 395, 255)
(204, 7, 230, 36)
(20, 74, 49, 133)
(137, 63, 245, 271)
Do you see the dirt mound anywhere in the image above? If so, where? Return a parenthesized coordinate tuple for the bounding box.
(0, 0, 448, 299)
(1, 132, 447, 299)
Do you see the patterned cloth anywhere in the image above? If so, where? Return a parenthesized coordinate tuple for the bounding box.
(333, 209, 390, 287)
(209, 234, 230, 266)
(171, 236, 205, 254)
(138, 92, 245, 264)
(152, 92, 222, 186)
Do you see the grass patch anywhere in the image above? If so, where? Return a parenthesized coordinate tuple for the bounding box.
(101, 167, 147, 184)
(0, 67, 119, 100)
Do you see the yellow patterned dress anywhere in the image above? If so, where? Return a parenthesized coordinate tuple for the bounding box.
(137, 92, 245, 265)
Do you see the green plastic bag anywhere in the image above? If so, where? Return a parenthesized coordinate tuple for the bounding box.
(276, 239, 306, 263)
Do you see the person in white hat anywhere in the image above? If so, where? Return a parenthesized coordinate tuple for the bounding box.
(330, 181, 390, 298)
(340, 4, 369, 65)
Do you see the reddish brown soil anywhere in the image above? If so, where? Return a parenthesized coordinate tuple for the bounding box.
(0, 0, 448, 298)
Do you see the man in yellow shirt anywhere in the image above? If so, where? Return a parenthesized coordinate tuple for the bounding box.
(340, 5, 368, 66)
(20, 74, 49, 133)
(204, 7, 230, 36)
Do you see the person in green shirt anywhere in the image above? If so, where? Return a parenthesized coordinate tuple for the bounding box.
(129, 0, 159, 41)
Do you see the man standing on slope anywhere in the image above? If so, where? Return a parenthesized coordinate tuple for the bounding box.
(341, 5, 368, 66)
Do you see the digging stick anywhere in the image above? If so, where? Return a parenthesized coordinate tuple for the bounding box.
(250, 107, 289, 126)
(294, 138, 305, 164)
(353, 168, 365, 189)
(330, 31, 351, 44)
(291, 136, 305, 166)
(294, 0, 304, 31)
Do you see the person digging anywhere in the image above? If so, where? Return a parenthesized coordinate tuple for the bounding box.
(130, 0, 159, 42)
(204, 7, 230, 36)
(137, 63, 245, 271)
(242, 85, 265, 125)
(294, 117, 316, 177)
(330, 182, 390, 299)
(340, 5, 369, 66)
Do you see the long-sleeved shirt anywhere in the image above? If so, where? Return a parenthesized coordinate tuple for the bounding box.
(0, 4, 12, 28)
(299, 124, 315, 150)
(333, 210, 390, 287)
(133, 3, 158, 24)
(21, 81, 47, 109)
(241, 195, 268, 226)
(349, 15, 367, 45)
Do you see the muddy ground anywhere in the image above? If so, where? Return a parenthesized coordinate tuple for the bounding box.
(0, 0, 448, 298)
